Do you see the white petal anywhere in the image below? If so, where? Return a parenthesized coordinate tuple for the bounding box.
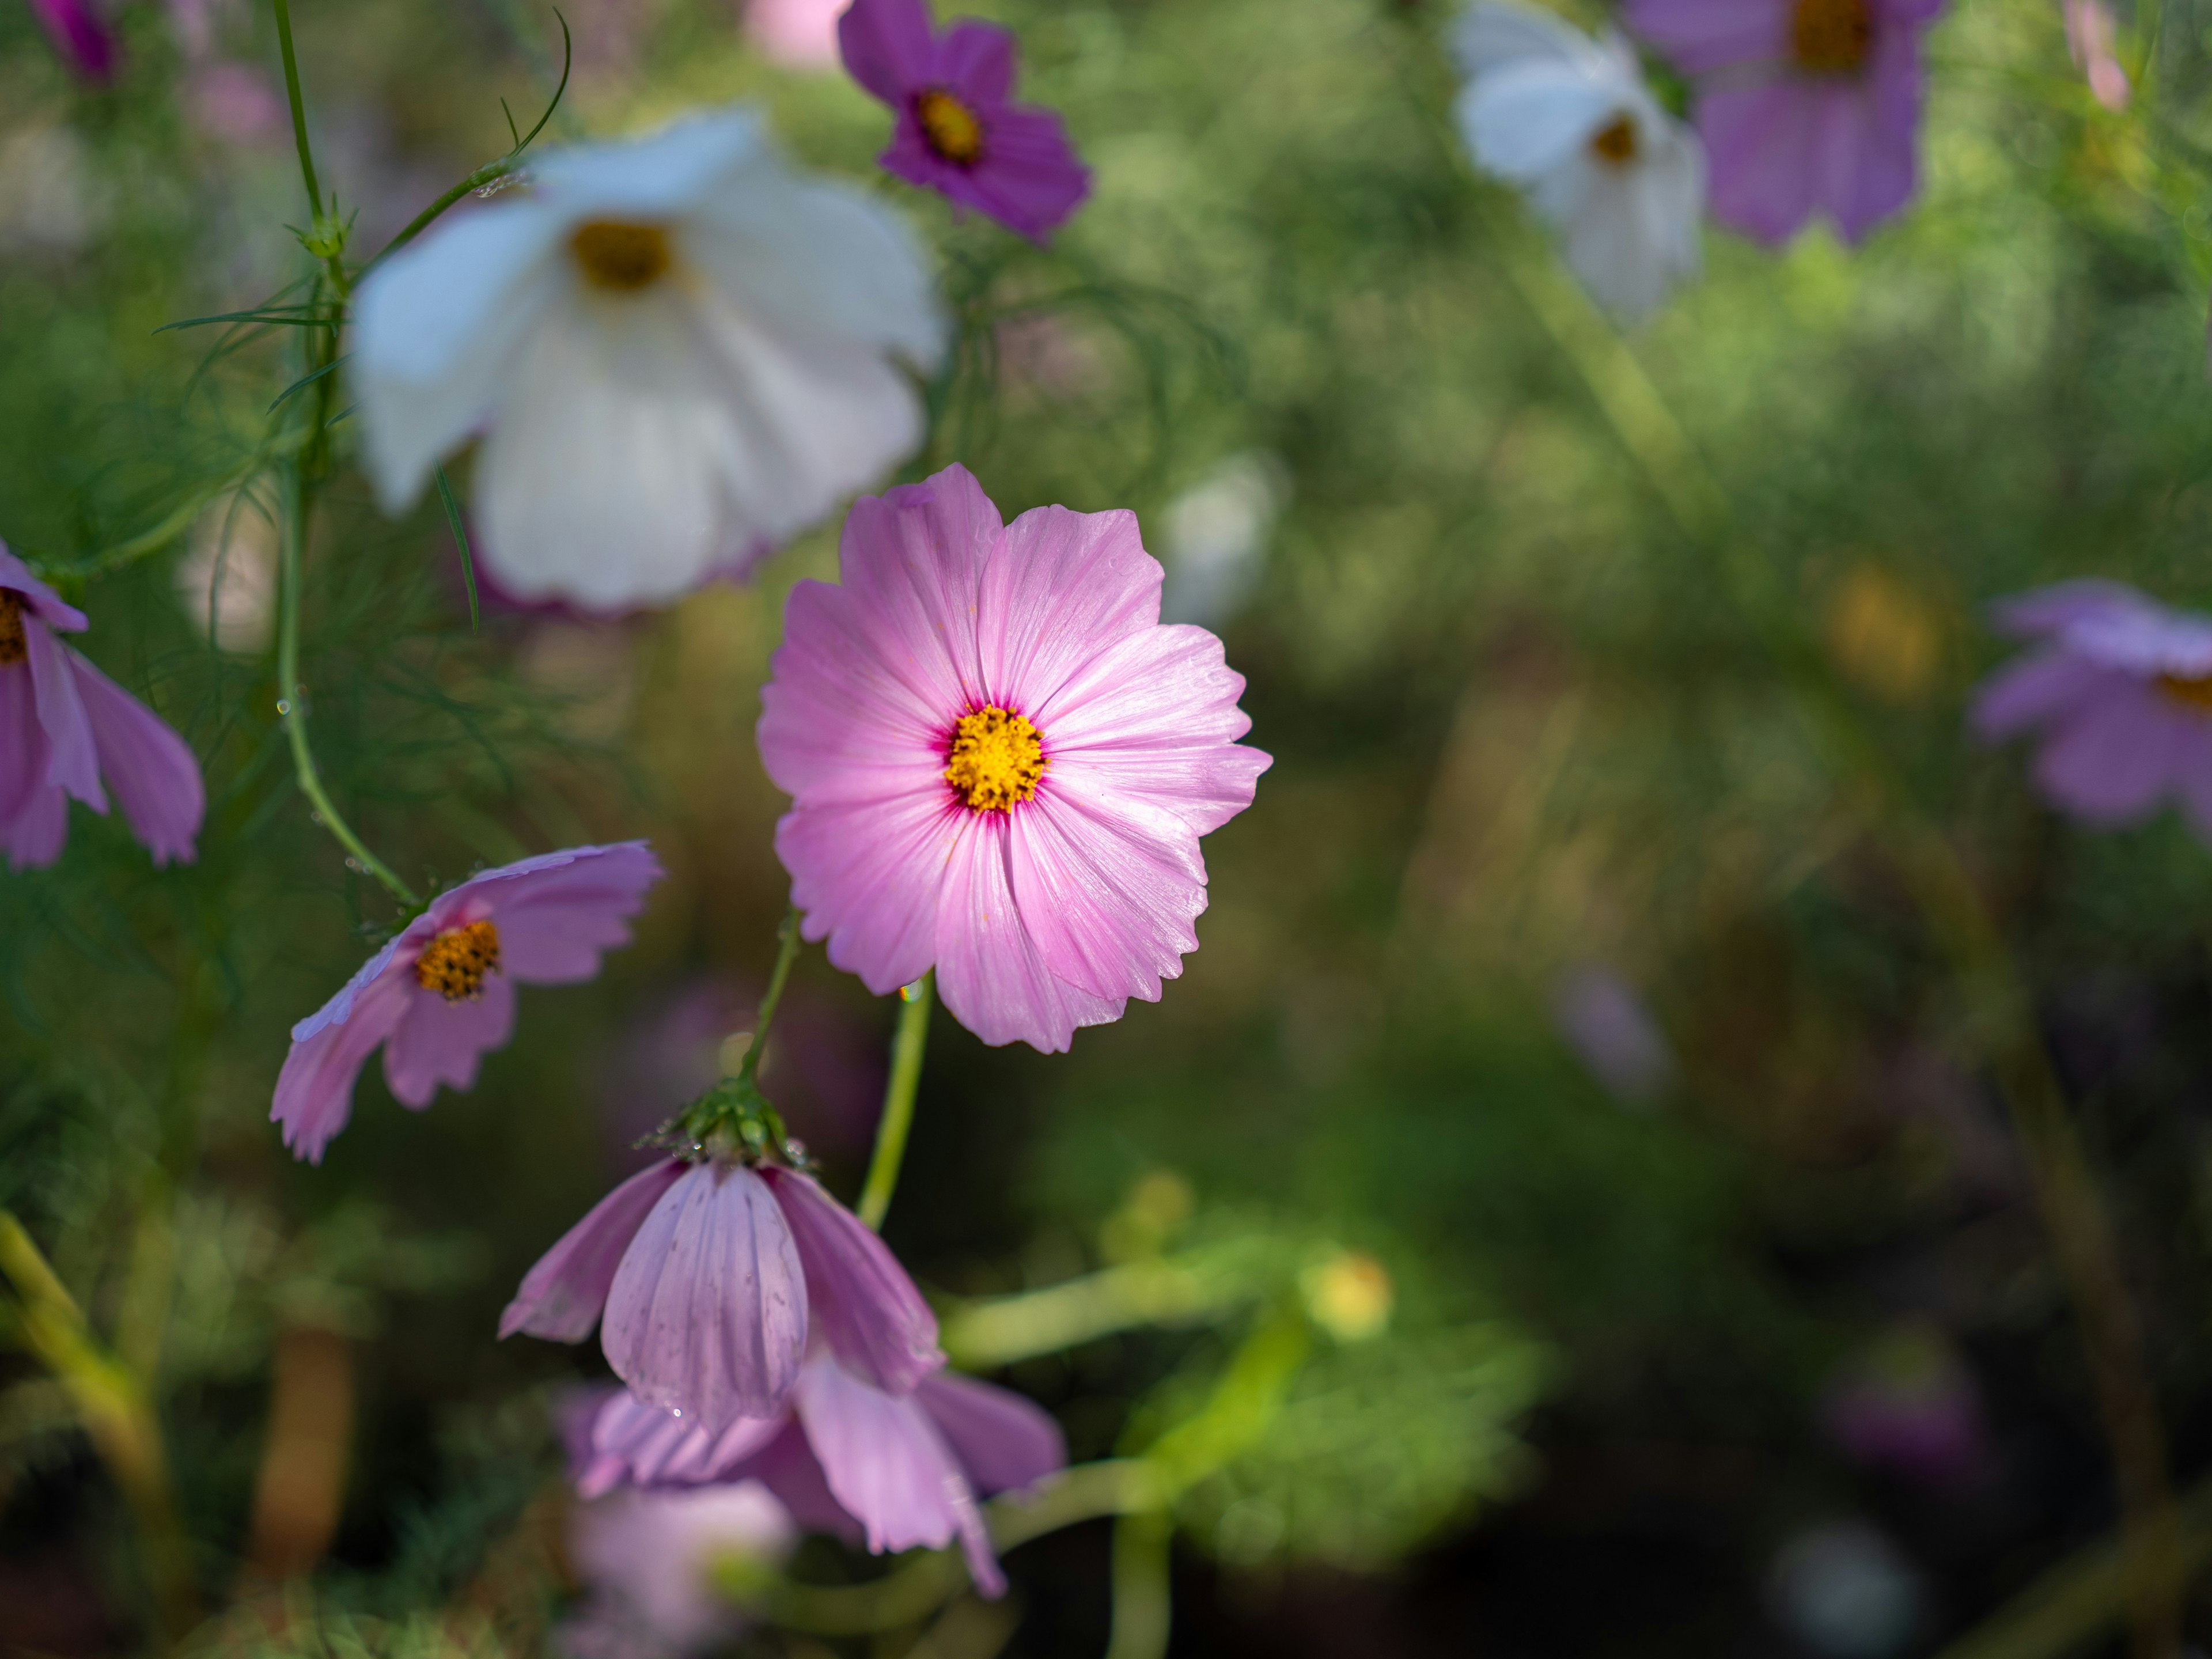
(1453, 0, 1610, 76)
(1457, 66, 1624, 181)
(532, 105, 770, 221)
(351, 203, 569, 513)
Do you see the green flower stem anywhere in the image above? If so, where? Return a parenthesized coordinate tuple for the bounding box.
(737, 908, 804, 1089)
(858, 972, 933, 1230)
(1105, 1511, 1175, 1659)
(0, 1213, 198, 1641)
(359, 157, 521, 279)
(269, 0, 320, 220)
(940, 1257, 1240, 1369)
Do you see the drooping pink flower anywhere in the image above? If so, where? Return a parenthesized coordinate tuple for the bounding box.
(25, 0, 118, 81)
(570, 1355, 1067, 1599)
(271, 842, 662, 1162)
(757, 463, 1270, 1054)
(1971, 581, 2212, 840)
(1626, 0, 1944, 244)
(504, 1161, 941, 1431)
(0, 548, 204, 871)
(838, 0, 1090, 243)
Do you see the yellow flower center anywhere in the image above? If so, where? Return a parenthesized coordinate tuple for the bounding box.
(1792, 0, 1872, 73)
(415, 919, 502, 1001)
(0, 592, 24, 668)
(2159, 672, 2212, 714)
(916, 89, 986, 166)
(1589, 114, 1639, 165)
(570, 221, 673, 293)
(944, 706, 1046, 812)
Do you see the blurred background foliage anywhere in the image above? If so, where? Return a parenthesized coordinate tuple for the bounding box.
(6, 0, 2212, 1650)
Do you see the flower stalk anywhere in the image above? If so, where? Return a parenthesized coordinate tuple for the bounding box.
(858, 972, 933, 1230)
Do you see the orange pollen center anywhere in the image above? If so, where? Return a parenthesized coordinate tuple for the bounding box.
(571, 220, 673, 292)
(1589, 114, 1639, 165)
(0, 592, 24, 668)
(415, 919, 502, 1001)
(944, 706, 1046, 812)
(2159, 672, 2212, 714)
(1792, 0, 1872, 72)
(916, 89, 986, 165)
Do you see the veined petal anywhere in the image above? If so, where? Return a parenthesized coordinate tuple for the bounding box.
(352, 202, 569, 514)
(916, 1371, 1066, 1497)
(835, 467, 1003, 716)
(777, 789, 960, 997)
(503, 1161, 688, 1342)
(67, 650, 203, 866)
(573, 1384, 787, 1498)
(380, 972, 517, 1108)
(603, 1162, 809, 1429)
(25, 620, 101, 811)
(270, 970, 414, 1163)
(976, 505, 1160, 713)
(474, 841, 663, 982)
(761, 1167, 943, 1394)
(1007, 789, 1204, 1003)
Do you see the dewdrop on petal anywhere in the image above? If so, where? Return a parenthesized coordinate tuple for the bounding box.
(351, 106, 944, 613)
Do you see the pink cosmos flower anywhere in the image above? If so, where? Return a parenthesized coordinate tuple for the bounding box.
(1972, 581, 2212, 840)
(271, 842, 662, 1163)
(25, 0, 118, 81)
(504, 1161, 941, 1432)
(570, 1355, 1066, 1599)
(0, 548, 204, 871)
(757, 464, 1270, 1054)
(1626, 0, 1944, 244)
(838, 0, 1091, 243)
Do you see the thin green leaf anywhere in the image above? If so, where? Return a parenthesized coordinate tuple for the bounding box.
(435, 465, 480, 635)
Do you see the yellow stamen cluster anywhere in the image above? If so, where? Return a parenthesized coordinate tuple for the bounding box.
(571, 221, 673, 293)
(0, 592, 24, 668)
(415, 919, 502, 1001)
(1791, 0, 1872, 73)
(916, 89, 986, 166)
(1588, 114, 1639, 166)
(2159, 672, 2212, 714)
(944, 706, 1046, 812)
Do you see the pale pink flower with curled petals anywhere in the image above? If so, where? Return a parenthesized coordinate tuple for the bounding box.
(271, 842, 662, 1162)
(757, 463, 1270, 1054)
(0, 547, 204, 870)
(505, 1161, 940, 1431)
(570, 1355, 1066, 1599)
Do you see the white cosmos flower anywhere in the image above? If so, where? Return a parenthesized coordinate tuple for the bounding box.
(1453, 1, 1704, 323)
(353, 107, 944, 612)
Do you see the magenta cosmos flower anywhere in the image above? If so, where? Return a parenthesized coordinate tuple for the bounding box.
(271, 842, 662, 1162)
(1972, 581, 2212, 839)
(505, 1160, 941, 1433)
(838, 0, 1090, 243)
(1626, 0, 1943, 244)
(0, 547, 203, 870)
(570, 1355, 1066, 1598)
(757, 463, 1270, 1053)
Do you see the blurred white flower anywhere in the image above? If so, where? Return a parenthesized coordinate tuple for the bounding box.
(1768, 1521, 1923, 1659)
(562, 1482, 794, 1659)
(353, 107, 944, 613)
(176, 495, 278, 653)
(1452, 1, 1703, 323)
(1158, 452, 1286, 627)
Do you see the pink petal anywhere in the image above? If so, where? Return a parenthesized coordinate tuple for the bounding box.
(793, 1356, 1005, 1596)
(838, 0, 935, 104)
(2034, 686, 2187, 822)
(0, 656, 53, 827)
(270, 969, 414, 1163)
(760, 1166, 943, 1394)
(573, 1385, 787, 1497)
(1833, 70, 1918, 243)
(0, 548, 87, 632)
(733, 1418, 866, 1540)
(1988, 581, 2143, 640)
(934, 810, 1124, 1052)
(25, 622, 101, 812)
(67, 650, 203, 866)
(0, 781, 67, 870)
(836, 467, 999, 712)
(760, 584, 953, 805)
(25, 0, 118, 79)
(474, 842, 664, 981)
(933, 20, 1015, 102)
(604, 1162, 809, 1430)
(1970, 652, 2115, 740)
(502, 1160, 688, 1342)
(935, 105, 1092, 243)
(916, 1372, 1066, 1497)
(976, 504, 1160, 714)
(1625, 0, 1789, 73)
(1007, 790, 1203, 1003)
(381, 971, 516, 1108)
(1703, 82, 1821, 246)
(777, 789, 960, 997)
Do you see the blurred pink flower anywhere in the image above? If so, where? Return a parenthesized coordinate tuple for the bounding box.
(1551, 965, 1673, 1107)
(758, 463, 1270, 1053)
(1972, 581, 2212, 840)
(184, 60, 288, 147)
(0, 547, 204, 872)
(563, 1482, 794, 1659)
(1820, 1324, 1983, 1484)
(571, 1355, 1066, 1599)
(746, 0, 846, 67)
(1626, 0, 1943, 244)
(271, 843, 664, 1162)
(2063, 0, 2130, 109)
(25, 0, 117, 81)
(504, 1160, 940, 1430)
(839, 0, 1091, 241)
